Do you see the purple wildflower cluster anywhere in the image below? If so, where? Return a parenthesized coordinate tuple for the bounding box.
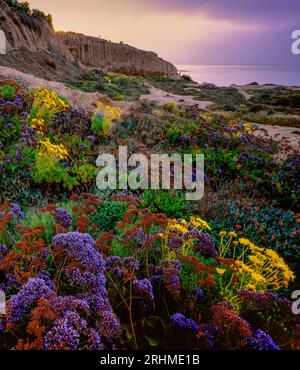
(149, 260, 181, 298)
(44, 310, 104, 350)
(11, 203, 24, 220)
(247, 329, 280, 350)
(51, 232, 120, 335)
(133, 278, 154, 301)
(171, 313, 199, 333)
(129, 227, 155, 247)
(194, 288, 205, 302)
(20, 125, 38, 147)
(189, 229, 217, 257)
(198, 323, 217, 348)
(8, 277, 53, 323)
(0, 245, 8, 258)
(1, 232, 121, 349)
(54, 208, 72, 229)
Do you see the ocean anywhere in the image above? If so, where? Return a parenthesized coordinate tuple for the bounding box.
(176, 64, 300, 87)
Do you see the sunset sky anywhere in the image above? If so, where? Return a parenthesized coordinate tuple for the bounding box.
(28, 0, 300, 65)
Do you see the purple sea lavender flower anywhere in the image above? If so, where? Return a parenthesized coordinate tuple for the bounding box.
(84, 329, 104, 350)
(133, 278, 154, 301)
(194, 288, 205, 302)
(52, 233, 120, 339)
(0, 245, 8, 258)
(247, 329, 280, 350)
(191, 230, 217, 257)
(15, 146, 23, 161)
(96, 310, 121, 340)
(52, 232, 105, 273)
(54, 208, 72, 229)
(44, 310, 88, 350)
(8, 278, 53, 322)
(11, 203, 24, 220)
(171, 313, 199, 333)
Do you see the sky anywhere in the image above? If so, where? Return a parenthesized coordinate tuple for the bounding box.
(28, 0, 300, 65)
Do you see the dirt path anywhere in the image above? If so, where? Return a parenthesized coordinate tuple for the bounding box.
(140, 85, 212, 109)
(252, 123, 300, 156)
(0, 66, 126, 112)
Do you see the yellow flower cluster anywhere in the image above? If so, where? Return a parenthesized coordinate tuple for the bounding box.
(217, 233, 295, 296)
(30, 88, 69, 132)
(167, 216, 211, 234)
(167, 218, 189, 233)
(235, 239, 295, 292)
(222, 120, 254, 139)
(190, 216, 211, 231)
(243, 123, 255, 133)
(32, 87, 69, 114)
(39, 139, 68, 160)
(161, 216, 211, 256)
(31, 118, 46, 134)
(200, 113, 213, 122)
(95, 101, 122, 124)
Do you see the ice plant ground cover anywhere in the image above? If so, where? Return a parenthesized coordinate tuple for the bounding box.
(0, 81, 299, 350)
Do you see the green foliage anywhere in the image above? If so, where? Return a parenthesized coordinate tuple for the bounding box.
(23, 210, 54, 244)
(91, 114, 105, 135)
(109, 240, 129, 259)
(141, 190, 189, 218)
(0, 116, 21, 147)
(181, 74, 193, 82)
(0, 85, 15, 100)
(166, 126, 182, 142)
(89, 200, 129, 234)
(68, 71, 149, 101)
(5, 0, 53, 24)
(71, 163, 97, 184)
(0, 168, 45, 207)
(163, 102, 177, 112)
(32, 152, 74, 189)
(210, 199, 300, 261)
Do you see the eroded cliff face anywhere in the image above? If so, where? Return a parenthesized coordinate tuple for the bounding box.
(0, 0, 177, 79)
(58, 32, 177, 77)
(0, 0, 83, 81)
(0, 0, 73, 57)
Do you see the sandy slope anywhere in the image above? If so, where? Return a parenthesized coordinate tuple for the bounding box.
(1, 65, 299, 156)
(0, 66, 125, 112)
(253, 123, 300, 151)
(140, 85, 213, 109)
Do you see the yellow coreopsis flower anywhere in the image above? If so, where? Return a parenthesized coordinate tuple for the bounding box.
(190, 216, 211, 231)
(216, 268, 226, 276)
(245, 283, 256, 291)
(238, 238, 253, 246)
(39, 139, 68, 160)
(265, 249, 281, 261)
(251, 272, 265, 283)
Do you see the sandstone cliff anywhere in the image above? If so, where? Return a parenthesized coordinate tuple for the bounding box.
(0, 0, 177, 80)
(58, 32, 177, 77)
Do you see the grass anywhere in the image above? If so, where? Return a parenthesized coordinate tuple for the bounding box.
(67, 70, 149, 101)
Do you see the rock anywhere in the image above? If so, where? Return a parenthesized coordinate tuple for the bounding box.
(0, 0, 177, 79)
(58, 32, 177, 77)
